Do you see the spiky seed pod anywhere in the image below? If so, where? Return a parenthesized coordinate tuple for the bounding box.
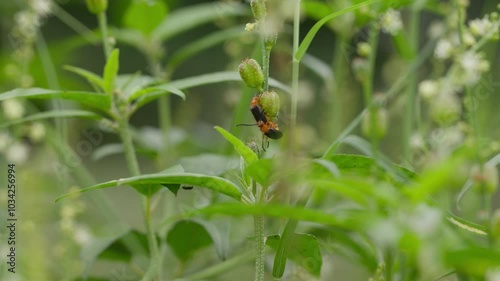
(239, 58, 264, 91)
(259, 90, 280, 119)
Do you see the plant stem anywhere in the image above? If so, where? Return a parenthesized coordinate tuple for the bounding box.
(36, 34, 67, 142)
(117, 116, 161, 281)
(117, 117, 141, 176)
(253, 215, 265, 281)
(97, 11, 111, 59)
(403, 9, 420, 164)
(262, 41, 271, 91)
(363, 23, 380, 155)
(290, 0, 301, 150)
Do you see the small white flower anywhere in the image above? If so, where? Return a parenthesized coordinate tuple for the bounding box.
(29, 122, 46, 142)
(469, 16, 494, 37)
(410, 133, 425, 150)
(380, 9, 403, 35)
(0, 133, 12, 152)
(419, 79, 440, 100)
(2, 99, 25, 120)
(460, 51, 484, 85)
(434, 39, 453, 59)
(31, 0, 53, 17)
(15, 11, 39, 39)
(428, 21, 446, 39)
(74, 225, 92, 246)
(245, 22, 255, 32)
(463, 31, 476, 46)
(5, 142, 30, 164)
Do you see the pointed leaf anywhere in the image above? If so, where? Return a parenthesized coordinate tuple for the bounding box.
(295, 0, 382, 61)
(97, 230, 151, 262)
(151, 2, 247, 41)
(130, 84, 186, 110)
(0, 88, 111, 110)
(0, 110, 102, 129)
(214, 126, 258, 166)
(245, 158, 276, 187)
(167, 220, 213, 262)
(183, 203, 377, 230)
(267, 233, 322, 277)
(64, 65, 105, 91)
(56, 173, 242, 202)
(163, 184, 181, 196)
(124, 1, 168, 35)
(150, 71, 291, 94)
(103, 49, 120, 94)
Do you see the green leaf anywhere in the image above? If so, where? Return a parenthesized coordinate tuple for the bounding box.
(0, 88, 111, 111)
(192, 219, 229, 260)
(80, 228, 130, 277)
(245, 158, 276, 187)
(392, 32, 414, 60)
(97, 230, 150, 262)
(116, 74, 156, 99)
(56, 173, 242, 202)
(183, 203, 377, 229)
(214, 126, 258, 166)
(64, 65, 105, 91)
(295, 0, 382, 62)
(272, 220, 299, 279)
(151, 2, 248, 41)
(168, 26, 246, 70)
(129, 84, 186, 110)
(91, 143, 123, 161)
(267, 233, 322, 277)
(0, 110, 102, 129)
(123, 1, 168, 35)
(151, 71, 291, 94)
(103, 49, 120, 94)
(163, 184, 181, 196)
(445, 248, 500, 276)
(167, 220, 214, 262)
(446, 214, 487, 236)
(179, 153, 238, 176)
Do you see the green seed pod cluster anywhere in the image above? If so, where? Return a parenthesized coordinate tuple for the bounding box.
(259, 91, 280, 119)
(85, 0, 108, 14)
(362, 108, 388, 140)
(239, 58, 264, 91)
(251, 0, 267, 21)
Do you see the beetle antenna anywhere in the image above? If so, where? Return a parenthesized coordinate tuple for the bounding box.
(237, 123, 257, 126)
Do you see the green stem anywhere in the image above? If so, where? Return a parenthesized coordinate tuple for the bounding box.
(117, 116, 140, 176)
(363, 23, 380, 154)
(403, 10, 420, 164)
(97, 11, 111, 59)
(35, 33, 67, 141)
(158, 95, 172, 167)
(141, 195, 161, 281)
(253, 215, 265, 281)
(290, 0, 301, 150)
(262, 41, 271, 91)
(329, 35, 350, 141)
(117, 116, 160, 281)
